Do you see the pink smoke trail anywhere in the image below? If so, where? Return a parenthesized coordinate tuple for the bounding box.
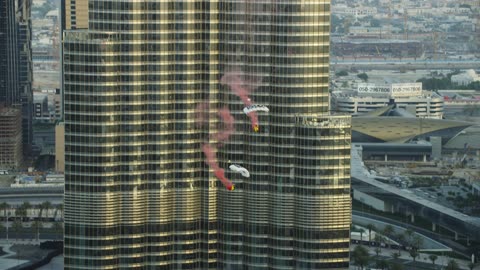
(201, 144, 234, 191)
(220, 72, 260, 132)
(195, 102, 209, 127)
(211, 107, 235, 142)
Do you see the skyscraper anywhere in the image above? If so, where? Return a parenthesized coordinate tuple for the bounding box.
(0, 0, 33, 157)
(64, 1, 351, 269)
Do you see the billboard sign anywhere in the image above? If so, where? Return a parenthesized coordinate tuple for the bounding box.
(390, 83, 422, 97)
(357, 83, 391, 94)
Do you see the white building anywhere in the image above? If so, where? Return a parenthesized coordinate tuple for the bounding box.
(332, 83, 444, 119)
(451, 70, 480, 86)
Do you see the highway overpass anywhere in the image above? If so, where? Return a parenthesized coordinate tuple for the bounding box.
(351, 145, 480, 243)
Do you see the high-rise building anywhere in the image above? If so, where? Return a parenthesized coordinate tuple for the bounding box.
(0, 0, 19, 104)
(0, 106, 23, 168)
(61, 0, 88, 31)
(0, 0, 33, 157)
(60, 0, 88, 120)
(64, 1, 351, 269)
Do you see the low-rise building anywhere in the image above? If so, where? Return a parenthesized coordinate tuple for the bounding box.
(332, 83, 444, 119)
(451, 69, 480, 86)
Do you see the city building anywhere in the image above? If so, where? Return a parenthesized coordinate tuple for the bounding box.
(332, 83, 445, 119)
(64, 1, 351, 269)
(61, 0, 88, 30)
(33, 92, 49, 120)
(352, 117, 472, 144)
(451, 69, 480, 86)
(331, 38, 424, 60)
(0, 0, 33, 155)
(0, 106, 22, 169)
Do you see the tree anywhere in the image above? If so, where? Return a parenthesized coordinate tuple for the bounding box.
(357, 73, 369, 82)
(56, 203, 64, 221)
(468, 262, 474, 270)
(352, 245, 370, 270)
(396, 233, 405, 244)
(404, 229, 414, 240)
(12, 220, 22, 241)
(15, 206, 26, 223)
(0, 202, 9, 241)
(374, 234, 386, 243)
(41, 201, 52, 222)
(374, 247, 382, 257)
(429, 254, 438, 266)
(19, 201, 31, 222)
(392, 252, 401, 260)
(53, 221, 63, 240)
(335, 70, 349, 77)
(408, 248, 419, 262)
(366, 224, 376, 241)
(389, 262, 404, 270)
(411, 235, 423, 250)
(375, 259, 388, 270)
(32, 220, 43, 242)
(383, 225, 394, 237)
(359, 228, 366, 241)
(0, 202, 9, 222)
(446, 259, 459, 270)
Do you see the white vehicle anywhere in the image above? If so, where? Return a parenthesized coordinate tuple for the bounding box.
(229, 164, 250, 178)
(243, 105, 269, 115)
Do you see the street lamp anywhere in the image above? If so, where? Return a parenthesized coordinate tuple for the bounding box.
(6, 210, 9, 243)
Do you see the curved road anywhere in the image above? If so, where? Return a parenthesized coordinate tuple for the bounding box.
(354, 210, 476, 259)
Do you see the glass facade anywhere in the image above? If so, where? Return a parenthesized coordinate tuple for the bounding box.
(0, 0, 33, 155)
(64, 1, 351, 269)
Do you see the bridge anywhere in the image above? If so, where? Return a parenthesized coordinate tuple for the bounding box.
(351, 145, 480, 243)
(331, 59, 480, 70)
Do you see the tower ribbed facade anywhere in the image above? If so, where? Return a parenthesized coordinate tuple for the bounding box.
(64, 1, 351, 269)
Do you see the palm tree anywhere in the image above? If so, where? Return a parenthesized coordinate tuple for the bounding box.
(352, 245, 370, 270)
(374, 234, 385, 243)
(374, 247, 381, 257)
(366, 224, 376, 241)
(0, 202, 9, 222)
(32, 220, 42, 242)
(53, 221, 63, 240)
(12, 220, 22, 241)
(392, 252, 401, 260)
(375, 259, 389, 270)
(446, 259, 459, 270)
(56, 203, 64, 221)
(0, 202, 9, 241)
(404, 228, 414, 243)
(409, 248, 419, 262)
(359, 228, 366, 241)
(19, 201, 31, 222)
(429, 254, 438, 267)
(389, 261, 404, 270)
(15, 206, 26, 223)
(396, 233, 406, 244)
(383, 225, 394, 237)
(41, 201, 52, 222)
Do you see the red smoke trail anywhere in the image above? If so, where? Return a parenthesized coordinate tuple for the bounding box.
(201, 144, 234, 191)
(211, 107, 235, 142)
(195, 102, 209, 127)
(220, 72, 259, 131)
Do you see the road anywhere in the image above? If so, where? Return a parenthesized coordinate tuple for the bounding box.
(331, 59, 480, 70)
(351, 244, 479, 270)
